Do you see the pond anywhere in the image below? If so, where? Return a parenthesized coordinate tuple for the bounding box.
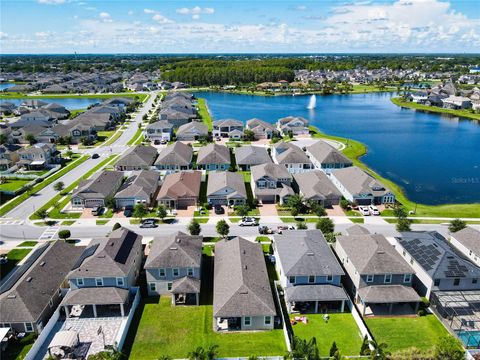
(0, 97, 104, 110)
(195, 91, 480, 206)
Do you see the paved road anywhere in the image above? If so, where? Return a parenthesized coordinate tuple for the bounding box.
(2, 91, 157, 220)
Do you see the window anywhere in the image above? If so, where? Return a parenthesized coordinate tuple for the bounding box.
(116, 277, 124, 287)
(149, 283, 156, 292)
(49, 299, 53, 307)
(244, 317, 251, 326)
(327, 275, 333, 283)
(264, 316, 272, 326)
(173, 268, 179, 277)
(402, 250, 406, 256)
(473, 278, 478, 284)
(308, 276, 315, 284)
(258, 181, 266, 189)
(434, 279, 440, 287)
(404, 274, 412, 283)
(454, 278, 460, 286)
(159, 268, 165, 277)
(167, 282, 172, 291)
(366, 275, 374, 283)
(76, 278, 84, 286)
(187, 268, 194, 277)
(289, 276, 296, 284)
(384, 274, 392, 284)
(95, 278, 103, 286)
(25, 323, 33, 333)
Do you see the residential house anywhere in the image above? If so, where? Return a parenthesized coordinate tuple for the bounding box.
(68, 227, 143, 290)
(114, 170, 160, 209)
(0, 144, 20, 171)
(156, 170, 202, 209)
(277, 116, 309, 136)
(53, 121, 96, 144)
(20, 99, 48, 110)
(272, 142, 313, 174)
(293, 170, 342, 207)
(212, 119, 244, 139)
(71, 170, 123, 208)
(250, 163, 293, 204)
(450, 227, 480, 267)
(145, 120, 174, 142)
(158, 109, 193, 128)
(214, 237, 276, 331)
(115, 145, 158, 171)
(334, 232, 421, 316)
(234, 145, 272, 171)
(393, 231, 480, 299)
(273, 230, 349, 313)
(19, 110, 56, 124)
(207, 171, 247, 206)
(442, 96, 472, 110)
(176, 122, 208, 141)
(154, 142, 193, 172)
(17, 143, 58, 170)
(103, 97, 134, 111)
(245, 118, 279, 139)
(0, 241, 85, 334)
(305, 140, 352, 174)
(330, 166, 395, 205)
(196, 143, 230, 171)
(145, 231, 202, 305)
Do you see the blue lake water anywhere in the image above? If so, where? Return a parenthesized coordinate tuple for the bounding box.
(195, 91, 480, 206)
(0, 98, 103, 110)
(0, 83, 15, 91)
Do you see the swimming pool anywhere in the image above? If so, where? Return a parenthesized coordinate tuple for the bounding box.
(457, 330, 480, 348)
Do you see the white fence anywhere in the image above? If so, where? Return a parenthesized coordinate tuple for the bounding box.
(115, 286, 141, 351)
(350, 302, 374, 351)
(24, 308, 60, 360)
(273, 281, 291, 352)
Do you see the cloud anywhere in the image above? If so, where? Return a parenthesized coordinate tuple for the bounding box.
(128, 11, 134, 16)
(143, 8, 174, 24)
(37, 0, 65, 4)
(176, 6, 214, 20)
(143, 9, 156, 14)
(0, 32, 8, 40)
(295, 5, 307, 11)
(99, 11, 112, 22)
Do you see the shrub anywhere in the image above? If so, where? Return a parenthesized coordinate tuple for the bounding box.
(448, 218, 466, 233)
(58, 229, 71, 240)
(112, 223, 122, 231)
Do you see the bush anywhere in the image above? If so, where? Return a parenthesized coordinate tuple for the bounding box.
(58, 229, 71, 240)
(417, 309, 426, 316)
(340, 199, 349, 210)
(112, 223, 122, 231)
(316, 217, 335, 234)
(448, 218, 466, 233)
(297, 222, 308, 230)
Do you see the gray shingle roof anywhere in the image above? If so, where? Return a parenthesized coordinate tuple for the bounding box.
(276, 144, 311, 165)
(176, 122, 208, 137)
(197, 143, 230, 165)
(155, 142, 193, 166)
(251, 163, 292, 182)
(345, 225, 371, 236)
(285, 284, 349, 302)
(294, 170, 341, 201)
(61, 287, 129, 306)
(234, 145, 272, 166)
(332, 166, 391, 197)
(451, 227, 480, 255)
(145, 231, 202, 269)
(207, 171, 246, 199)
(171, 276, 201, 294)
(358, 285, 421, 303)
(115, 145, 158, 168)
(72, 170, 123, 200)
(214, 237, 276, 317)
(306, 140, 352, 166)
(274, 230, 344, 277)
(213, 119, 243, 127)
(114, 170, 159, 199)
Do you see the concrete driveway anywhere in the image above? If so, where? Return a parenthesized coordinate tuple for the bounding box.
(176, 206, 196, 217)
(258, 204, 278, 216)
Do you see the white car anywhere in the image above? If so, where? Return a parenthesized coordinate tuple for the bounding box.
(359, 206, 370, 216)
(368, 205, 380, 216)
(239, 217, 258, 226)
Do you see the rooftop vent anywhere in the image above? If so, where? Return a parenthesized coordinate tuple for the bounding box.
(40, 261, 46, 266)
(26, 277, 32, 282)
(7, 294, 16, 299)
(176, 238, 181, 243)
(377, 251, 385, 254)
(307, 252, 315, 256)
(170, 246, 178, 250)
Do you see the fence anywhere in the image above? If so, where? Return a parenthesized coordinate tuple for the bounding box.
(273, 280, 292, 352)
(0, 165, 61, 195)
(115, 286, 141, 351)
(24, 308, 60, 360)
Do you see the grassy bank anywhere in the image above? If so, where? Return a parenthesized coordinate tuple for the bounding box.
(197, 98, 213, 131)
(391, 97, 480, 121)
(309, 126, 480, 218)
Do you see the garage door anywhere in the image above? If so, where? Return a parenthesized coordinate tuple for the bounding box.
(259, 195, 275, 204)
(85, 199, 104, 208)
(116, 199, 135, 209)
(177, 198, 196, 209)
(208, 197, 227, 206)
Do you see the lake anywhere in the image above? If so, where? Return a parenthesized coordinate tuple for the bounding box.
(195, 91, 480, 206)
(0, 83, 15, 91)
(0, 97, 104, 110)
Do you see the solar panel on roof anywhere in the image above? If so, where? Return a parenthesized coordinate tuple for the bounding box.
(71, 243, 99, 270)
(114, 231, 137, 264)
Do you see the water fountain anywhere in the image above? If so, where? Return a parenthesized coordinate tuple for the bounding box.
(307, 94, 316, 109)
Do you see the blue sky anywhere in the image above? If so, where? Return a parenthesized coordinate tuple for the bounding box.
(0, 0, 479, 53)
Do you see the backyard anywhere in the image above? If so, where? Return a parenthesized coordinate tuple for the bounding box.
(290, 313, 364, 356)
(365, 314, 451, 352)
(0, 179, 31, 192)
(0, 248, 32, 280)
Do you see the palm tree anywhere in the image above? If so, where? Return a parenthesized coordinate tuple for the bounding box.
(285, 336, 319, 360)
(368, 340, 390, 360)
(188, 347, 206, 360)
(157, 356, 172, 360)
(205, 345, 219, 360)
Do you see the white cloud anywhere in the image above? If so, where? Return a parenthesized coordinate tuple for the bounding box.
(37, 0, 65, 4)
(0, 32, 8, 40)
(143, 9, 156, 14)
(128, 11, 134, 16)
(176, 6, 215, 20)
(99, 12, 112, 22)
(143, 8, 173, 24)
(295, 5, 307, 11)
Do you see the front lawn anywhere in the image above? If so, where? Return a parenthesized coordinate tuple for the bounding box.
(0, 179, 31, 192)
(365, 315, 450, 352)
(290, 313, 364, 356)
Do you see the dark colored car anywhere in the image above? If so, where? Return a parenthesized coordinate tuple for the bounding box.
(214, 205, 224, 215)
(92, 153, 100, 159)
(123, 207, 133, 217)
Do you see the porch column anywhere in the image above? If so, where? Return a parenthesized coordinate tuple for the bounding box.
(314, 301, 318, 313)
(196, 293, 199, 306)
(64, 306, 69, 318)
(120, 304, 125, 317)
(414, 302, 419, 313)
(340, 300, 345, 313)
(171, 296, 175, 307)
(389, 303, 393, 314)
(93, 304, 98, 318)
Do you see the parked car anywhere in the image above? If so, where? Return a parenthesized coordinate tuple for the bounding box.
(160, 139, 167, 144)
(259, 225, 274, 234)
(92, 153, 100, 159)
(91, 206, 104, 216)
(154, 139, 161, 145)
(368, 205, 380, 216)
(123, 206, 133, 217)
(277, 225, 295, 234)
(239, 217, 258, 226)
(140, 219, 157, 228)
(214, 205, 224, 215)
(359, 206, 370, 216)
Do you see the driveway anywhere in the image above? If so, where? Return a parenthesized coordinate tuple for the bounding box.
(80, 208, 96, 219)
(176, 206, 196, 217)
(326, 205, 346, 217)
(258, 203, 278, 216)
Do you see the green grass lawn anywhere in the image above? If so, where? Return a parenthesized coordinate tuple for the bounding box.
(17, 241, 37, 247)
(0, 248, 32, 280)
(349, 218, 365, 223)
(1, 333, 37, 360)
(103, 129, 124, 146)
(127, 127, 144, 145)
(280, 217, 318, 223)
(365, 315, 450, 352)
(61, 220, 76, 226)
(96, 220, 109, 225)
(128, 296, 287, 359)
(197, 98, 213, 131)
(0, 179, 31, 192)
(290, 313, 364, 356)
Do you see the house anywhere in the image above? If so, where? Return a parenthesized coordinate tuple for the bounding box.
(450, 227, 480, 267)
(272, 142, 313, 174)
(68, 227, 143, 290)
(393, 231, 480, 299)
(277, 116, 309, 136)
(273, 230, 349, 314)
(250, 163, 293, 204)
(145, 231, 202, 305)
(207, 171, 247, 206)
(293, 170, 342, 207)
(17, 143, 58, 170)
(145, 120, 174, 142)
(246, 118, 279, 139)
(214, 237, 276, 331)
(234, 145, 272, 171)
(442, 96, 472, 110)
(305, 140, 352, 174)
(20, 99, 48, 109)
(114, 170, 160, 209)
(19, 110, 56, 124)
(114, 145, 158, 171)
(176, 122, 208, 141)
(196, 143, 230, 171)
(335, 232, 421, 316)
(154, 142, 193, 172)
(0, 144, 20, 171)
(156, 170, 202, 209)
(330, 166, 395, 205)
(74, 112, 115, 131)
(53, 121, 97, 144)
(71, 170, 124, 208)
(0, 241, 85, 334)
(158, 109, 193, 128)
(212, 119, 244, 139)
(103, 97, 134, 111)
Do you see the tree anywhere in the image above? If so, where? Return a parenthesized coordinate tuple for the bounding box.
(188, 345, 218, 360)
(112, 223, 122, 231)
(0, 133, 7, 145)
(297, 222, 308, 230)
(285, 336, 319, 360)
(216, 219, 230, 238)
(434, 336, 464, 360)
(287, 194, 305, 216)
(23, 184, 33, 194)
(243, 129, 256, 141)
(235, 204, 250, 217)
(396, 217, 412, 232)
(133, 203, 148, 220)
(104, 196, 116, 210)
(87, 350, 123, 360)
(360, 335, 370, 355)
(308, 202, 326, 217)
(393, 204, 407, 218)
(25, 133, 36, 145)
(449, 218, 466, 233)
(35, 208, 48, 221)
(58, 229, 71, 240)
(188, 219, 202, 236)
(53, 181, 64, 192)
(157, 204, 167, 221)
(157, 356, 172, 360)
(329, 342, 338, 357)
(340, 199, 349, 211)
(65, 150, 74, 159)
(316, 217, 335, 234)
(368, 340, 390, 360)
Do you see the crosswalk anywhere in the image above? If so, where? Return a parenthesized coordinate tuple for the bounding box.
(39, 226, 60, 240)
(0, 219, 24, 225)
